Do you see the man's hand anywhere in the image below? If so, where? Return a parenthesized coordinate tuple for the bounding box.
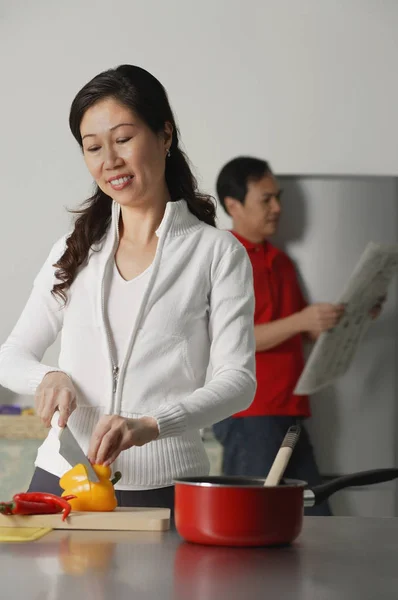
(299, 303, 345, 336)
(35, 371, 77, 427)
(88, 415, 159, 466)
(369, 295, 386, 320)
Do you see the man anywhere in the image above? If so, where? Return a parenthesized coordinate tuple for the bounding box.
(213, 156, 384, 516)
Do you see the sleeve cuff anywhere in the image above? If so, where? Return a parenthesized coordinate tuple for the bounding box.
(28, 365, 63, 395)
(146, 404, 187, 439)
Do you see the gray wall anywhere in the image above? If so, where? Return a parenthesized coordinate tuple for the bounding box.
(2, 0, 398, 387)
(272, 176, 398, 516)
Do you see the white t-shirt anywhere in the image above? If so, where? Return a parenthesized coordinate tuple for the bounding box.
(106, 261, 152, 365)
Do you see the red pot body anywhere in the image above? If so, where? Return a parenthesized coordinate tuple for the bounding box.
(174, 481, 305, 547)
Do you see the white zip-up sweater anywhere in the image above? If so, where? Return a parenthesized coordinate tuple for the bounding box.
(0, 200, 256, 489)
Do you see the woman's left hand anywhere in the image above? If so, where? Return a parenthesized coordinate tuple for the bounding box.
(88, 415, 159, 466)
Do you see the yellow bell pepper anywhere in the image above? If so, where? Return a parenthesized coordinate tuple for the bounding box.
(60, 464, 121, 512)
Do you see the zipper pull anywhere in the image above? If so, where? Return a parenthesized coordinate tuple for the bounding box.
(112, 366, 119, 394)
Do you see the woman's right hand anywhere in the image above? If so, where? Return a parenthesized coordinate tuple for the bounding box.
(34, 371, 77, 427)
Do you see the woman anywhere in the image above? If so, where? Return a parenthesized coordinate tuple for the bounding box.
(0, 65, 256, 512)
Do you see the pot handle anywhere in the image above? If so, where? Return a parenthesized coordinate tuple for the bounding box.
(304, 468, 398, 507)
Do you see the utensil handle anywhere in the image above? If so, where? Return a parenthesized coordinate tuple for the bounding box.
(264, 425, 301, 487)
(305, 468, 398, 506)
(51, 410, 63, 435)
(264, 448, 293, 487)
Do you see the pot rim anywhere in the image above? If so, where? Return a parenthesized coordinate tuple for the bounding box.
(174, 476, 308, 489)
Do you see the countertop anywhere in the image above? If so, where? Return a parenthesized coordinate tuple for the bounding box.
(0, 415, 47, 440)
(1, 517, 398, 600)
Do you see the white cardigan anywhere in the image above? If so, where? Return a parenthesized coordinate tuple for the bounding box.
(0, 200, 256, 489)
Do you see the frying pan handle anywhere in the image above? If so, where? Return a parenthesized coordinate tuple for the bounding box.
(304, 468, 398, 507)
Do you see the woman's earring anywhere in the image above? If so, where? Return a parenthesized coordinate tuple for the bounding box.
(167, 148, 171, 158)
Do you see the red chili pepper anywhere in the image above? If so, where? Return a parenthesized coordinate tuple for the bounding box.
(12, 493, 76, 521)
(0, 499, 60, 516)
(0, 492, 76, 521)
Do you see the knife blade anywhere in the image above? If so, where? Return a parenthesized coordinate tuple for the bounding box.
(51, 411, 99, 482)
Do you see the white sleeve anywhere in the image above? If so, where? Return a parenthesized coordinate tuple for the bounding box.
(0, 237, 67, 396)
(148, 243, 257, 438)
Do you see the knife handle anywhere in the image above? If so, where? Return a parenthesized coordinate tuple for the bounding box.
(51, 410, 63, 434)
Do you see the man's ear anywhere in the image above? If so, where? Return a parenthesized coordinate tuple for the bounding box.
(224, 196, 241, 217)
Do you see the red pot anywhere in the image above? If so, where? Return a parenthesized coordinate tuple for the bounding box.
(174, 468, 398, 546)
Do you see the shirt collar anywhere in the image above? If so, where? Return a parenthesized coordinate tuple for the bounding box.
(231, 231, 281, 264)
(111, 198, 202, 241)
(231, 231, 266, 252)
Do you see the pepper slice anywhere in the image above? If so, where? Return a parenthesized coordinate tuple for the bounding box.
(60, 464, 120, 512)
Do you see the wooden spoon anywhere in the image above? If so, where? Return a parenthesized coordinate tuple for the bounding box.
(264, 425, 301, 487)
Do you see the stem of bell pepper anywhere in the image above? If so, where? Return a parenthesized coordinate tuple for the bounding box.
(111, 471, 122, 486)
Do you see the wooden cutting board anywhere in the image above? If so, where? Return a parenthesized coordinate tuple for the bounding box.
(0, 507, 170, 531)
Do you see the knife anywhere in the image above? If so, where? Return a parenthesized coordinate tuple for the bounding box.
(51, 411, 99, 482)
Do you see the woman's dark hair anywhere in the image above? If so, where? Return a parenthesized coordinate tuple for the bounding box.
(52, 64, 216, 302)
(216, 156, 271, 215)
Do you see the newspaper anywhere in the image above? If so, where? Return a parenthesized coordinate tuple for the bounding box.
(294, 242, 398, 395)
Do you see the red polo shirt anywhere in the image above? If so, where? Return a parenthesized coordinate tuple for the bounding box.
(232, 232, 310, 418)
